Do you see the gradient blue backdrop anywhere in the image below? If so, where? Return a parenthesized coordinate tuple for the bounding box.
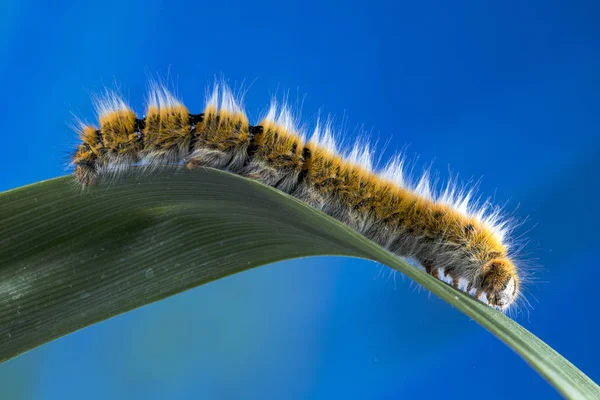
(1, 1, 599, 398)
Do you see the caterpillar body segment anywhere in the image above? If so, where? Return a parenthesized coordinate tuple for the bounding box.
(243, 108, 306, 194)
(187, 86, 252, 172)
(72, 82, 523, 311)
(142, 84, 192, 166)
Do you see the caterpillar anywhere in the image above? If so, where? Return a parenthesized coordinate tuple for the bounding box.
(72, 81, 526, 312)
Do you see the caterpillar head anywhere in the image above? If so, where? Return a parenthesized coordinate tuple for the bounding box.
(480, 258, 519, 309)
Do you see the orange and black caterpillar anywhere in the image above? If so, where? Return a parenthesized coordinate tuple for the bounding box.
(73, 82, 525, 311)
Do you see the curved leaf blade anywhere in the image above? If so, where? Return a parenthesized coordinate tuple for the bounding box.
(0, 168, 597, 399)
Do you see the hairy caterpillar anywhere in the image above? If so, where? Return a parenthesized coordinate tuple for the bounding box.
(72, 81, 525, 311)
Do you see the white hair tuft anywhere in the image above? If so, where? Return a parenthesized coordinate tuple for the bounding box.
(147, 81, 183, 110)
(93, 89, 130, 118)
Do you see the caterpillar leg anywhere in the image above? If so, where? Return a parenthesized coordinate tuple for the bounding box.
(442, 267, 460, 288)
(423, 261, 439, 279)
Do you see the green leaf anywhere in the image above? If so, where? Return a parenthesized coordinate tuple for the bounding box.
(0, 168, 597, 398)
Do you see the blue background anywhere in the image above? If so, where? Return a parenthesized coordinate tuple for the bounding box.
(1, 0, 599, 398)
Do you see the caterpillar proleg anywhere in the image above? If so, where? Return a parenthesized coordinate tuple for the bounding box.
(72, 81, 525, 312)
